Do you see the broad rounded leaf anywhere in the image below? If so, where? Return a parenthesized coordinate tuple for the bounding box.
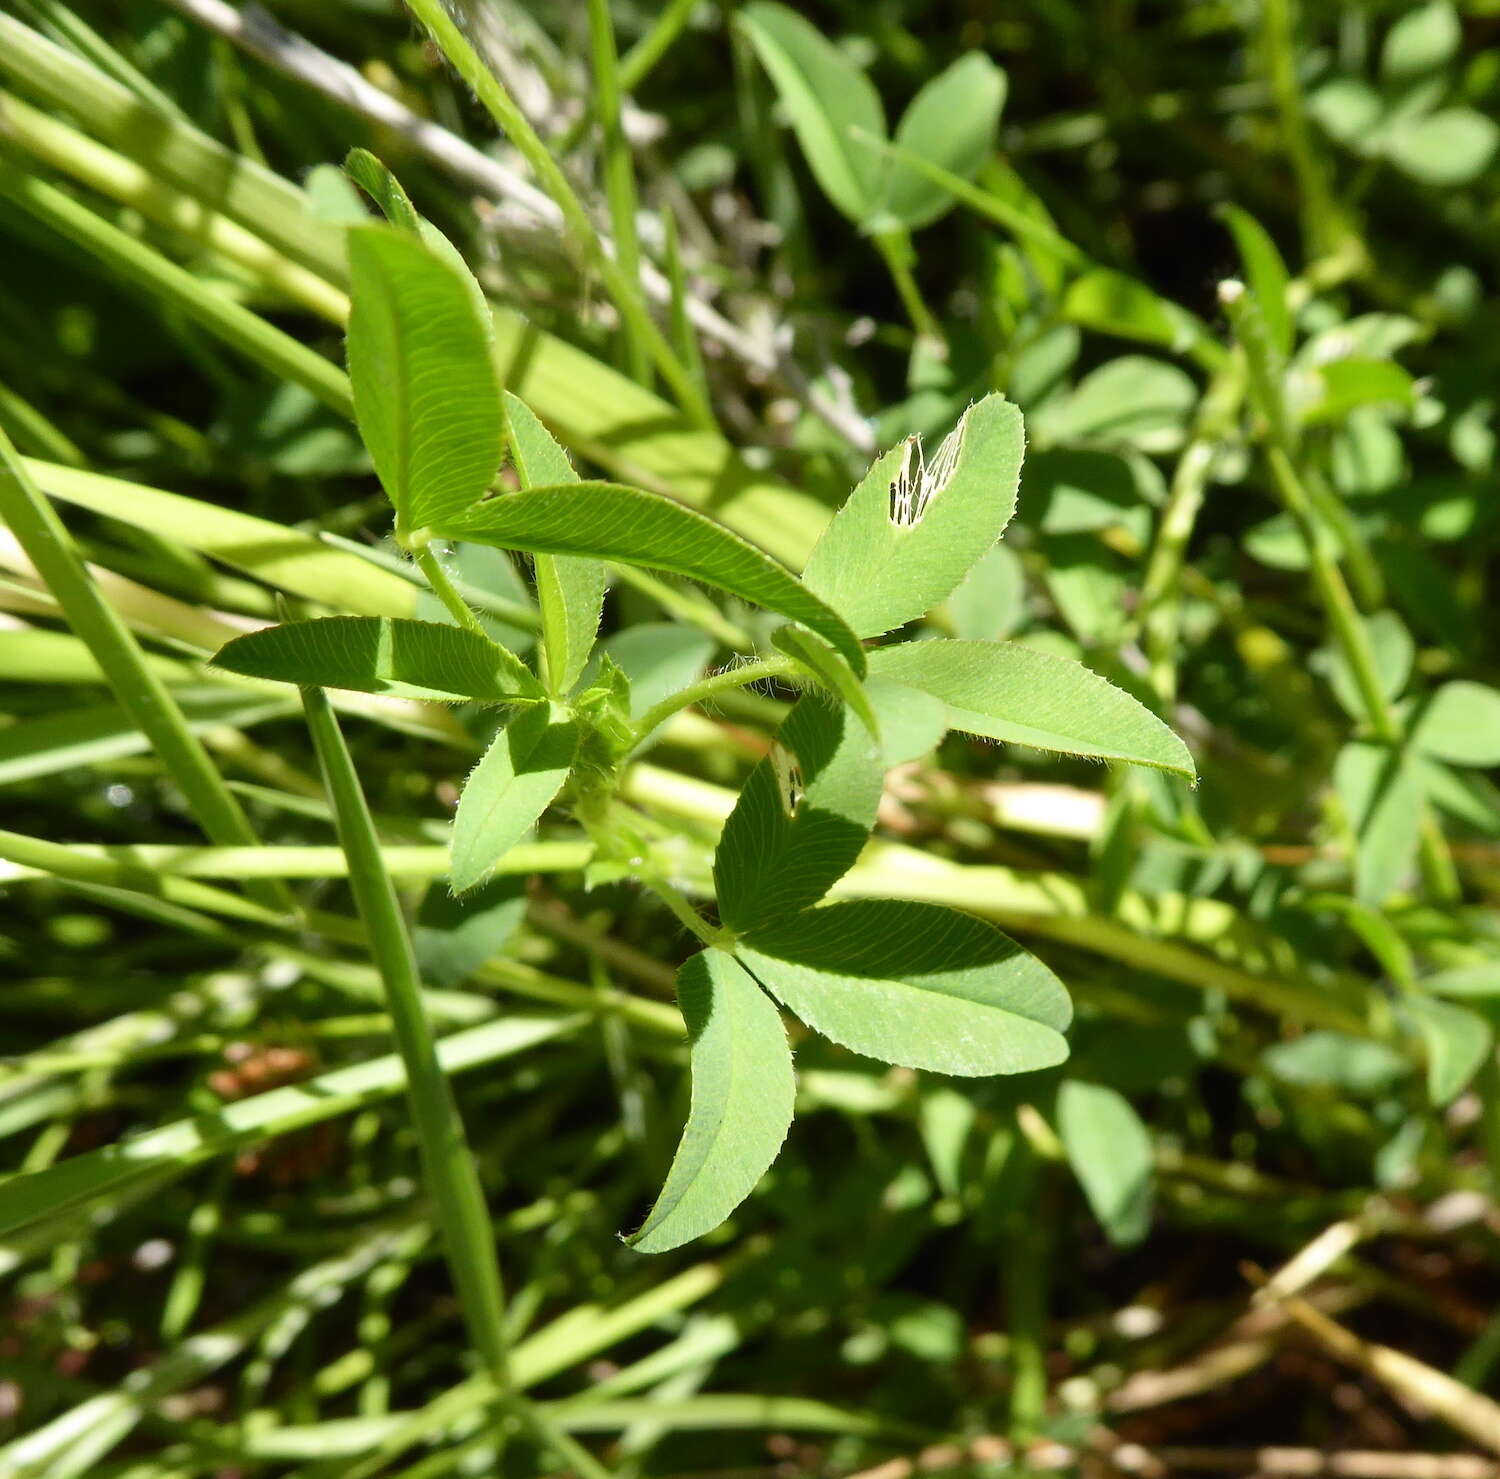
(627, 949, 795, 1253)
(868, 639, 1195, 778)
(436, 481, 865, 675)
(737, 2, 886, 223)
(738, 899, 1071, 1076)
(1056, 1080, 1154, 1247)
(881, 54, 1006, 231)
(345, 226, 503, 533)
(451, 704, 579, 893)
(802, 395, 1025, 639)
(1412, 682, 1500, 768)
(505, 391, 605, 694)
(212, 617, 542, 703)
(1388, 109, 1499, 187)
(1382, 1, 1461, 82)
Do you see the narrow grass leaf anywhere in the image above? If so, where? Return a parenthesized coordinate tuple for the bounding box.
(1219, 205, 1294, 360)
(627, 950, 795, 1253)
(868, 640, 1195, 777)
(212, 617, 542, 702)
(1057, 1079, 1154, 1246)
(346, 225, 503, 533)
(436, 481, 865, 674)
(739, 899, 1071, 1076)
(451, 704, 580, 893)
(802, 395, 1025, 639)
(505, 392, 606, 693)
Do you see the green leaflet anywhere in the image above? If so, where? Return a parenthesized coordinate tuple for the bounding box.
(1219, 205, 1293, 361)
(878, 54, 1006, 231)
(868, 640, 1195, 778)
(714, 699, 885, 934)
(211, 618, 542, 704)
(586, 623, 717, 721)
(627, 950, 795, 1253)
(346, 225, 504, 534)
(770, 626, 878, 738)
(1402, 995, 1492, 1106)
(1334, 741, 1423, 905)
(738, 899, 1071, 1077)
(737, 2, 886, 223)
(504, 392, 606, 695)
(1412, 681, 1500, 768)
(1056, 1080, 1154, 1247)
(450, 704, 579, 893)
(801, 395, 1024, 639)
(434, 481, 865, 675)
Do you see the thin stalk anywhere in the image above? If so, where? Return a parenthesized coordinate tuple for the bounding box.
(404, 0, 712, 426)
(662, 206, 710, 402)
(873, 229, 943, 346)
(631, 654, 795, 744)
(1223, 282, 1456, 901)
(0, 157, 352, 416)
(586, 0, 649, 381)
(300, 683, 512, 1386)
(1002, 1142, 1050, 1442)
(412, 545, 488, 640)
(0, 429, 289, 913)
(1260, 0, 1345, 261)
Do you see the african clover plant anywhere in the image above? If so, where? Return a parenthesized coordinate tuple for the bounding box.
(211, 166, 1194, 1253)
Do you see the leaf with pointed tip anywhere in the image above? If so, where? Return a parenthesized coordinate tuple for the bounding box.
(1219, 205, 1293, 361)
(738, 900, 1071, 1076)
(504, 392, 606, 695)
(435, 482, 865, 675)
(451, 704, 579, 893)
(211, 618, 542, 703)
(1057, 1080, 1154, 1246)
(802, 395, 1025, 639)
(868, 640, 1195, 777)
(737, 2, 886, 223)
(627, 949, 795, 1253)
(345, 225, 503, 534)
(714, 699, 885, 934)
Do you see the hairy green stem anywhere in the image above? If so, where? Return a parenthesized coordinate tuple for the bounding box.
(412, 544, 488, 640)
(631, 655, 795, 743)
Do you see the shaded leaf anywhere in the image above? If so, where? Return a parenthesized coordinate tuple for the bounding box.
(212, 618, 541, 703)
(627, 949, 795, 1253)
(451, 704, 579, 893)
(714, 699, 884, 933)
(738, 900, 1071, 1076)
(1057, 1080, 1154, 1247)
(505, 392, 606, 694)
(1403, 995, 1492, 1106)
(1334, 741, 1423, 904)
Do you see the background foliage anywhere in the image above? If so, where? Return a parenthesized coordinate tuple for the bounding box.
(2, 0, 1500, 1475)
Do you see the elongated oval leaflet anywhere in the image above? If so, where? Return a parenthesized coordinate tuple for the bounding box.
(867, 639, 1195, 778)
(503, 392, 606, 695)
(450, 703, 579, 894)
(211, 617, 543, 703)
(345, 225, 504, 535)
(434, 481, 866, 676)
(1056, 1080, 1154, 1247)
(738, 898, 1071, 1077)
(801, 395, 1025, 639)
(627, 949, 795, 1253)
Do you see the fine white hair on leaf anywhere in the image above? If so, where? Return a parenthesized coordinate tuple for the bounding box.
(887, 404, 971, 527)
